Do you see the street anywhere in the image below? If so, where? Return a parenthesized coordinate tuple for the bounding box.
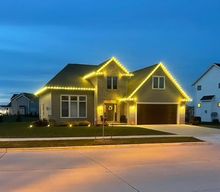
(0, 143, 220, 192)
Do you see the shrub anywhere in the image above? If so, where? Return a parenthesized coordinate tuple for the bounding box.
(212, 119, 219, 124)
(49, 119, 56, 126)
(191, 116, 201, 125)
(0, 115, 3, 123)
(32, 119, 49, 127)
(78, 120, 90, 126)
(16, 114, 22, 122)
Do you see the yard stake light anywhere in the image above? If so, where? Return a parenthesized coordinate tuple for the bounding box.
(29, 124, 33, 128)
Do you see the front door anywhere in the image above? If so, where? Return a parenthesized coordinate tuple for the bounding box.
(105, 103, 117, 122)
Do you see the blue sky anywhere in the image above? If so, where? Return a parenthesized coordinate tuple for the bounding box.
(1, 0, 220, 104)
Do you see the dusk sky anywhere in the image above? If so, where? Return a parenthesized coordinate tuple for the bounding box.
(1, 0, 220, 104)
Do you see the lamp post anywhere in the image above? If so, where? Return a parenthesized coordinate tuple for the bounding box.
(102, 104, 105, 139)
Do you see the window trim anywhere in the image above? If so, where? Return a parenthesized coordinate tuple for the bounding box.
(107, 76, 118, 90)
(60, 95, 87, 118)
(152, 76, 165, 90)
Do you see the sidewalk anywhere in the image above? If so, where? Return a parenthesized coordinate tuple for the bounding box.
(0, 134, 188, 142)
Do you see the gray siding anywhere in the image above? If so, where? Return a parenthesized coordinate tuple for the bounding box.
(134, 67, 185, 102)
(50, 90, 94, 124)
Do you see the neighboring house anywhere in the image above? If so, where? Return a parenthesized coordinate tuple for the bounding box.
(193, 63, 220, 122)
(0, 103, 11, 115)
(36, 57, 191, 125)
(10, 93, 39, 115)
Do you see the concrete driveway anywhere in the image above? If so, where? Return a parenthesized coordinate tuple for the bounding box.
(139, 124, 220, 143)
(1, 143, 220, 192)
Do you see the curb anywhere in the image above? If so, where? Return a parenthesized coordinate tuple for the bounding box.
(4, 141, 207, 152)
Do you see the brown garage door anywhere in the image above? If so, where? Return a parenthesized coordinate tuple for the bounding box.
(137, 104, 177, 124)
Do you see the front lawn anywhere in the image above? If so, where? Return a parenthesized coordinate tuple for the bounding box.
(0, 122, 173, 138)
(0, 137, 202, 148)
(197, 124, 220, 129)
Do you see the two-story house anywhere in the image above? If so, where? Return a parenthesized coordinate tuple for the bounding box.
(36, 57, 191, 125)
(193, 63, 220, 122)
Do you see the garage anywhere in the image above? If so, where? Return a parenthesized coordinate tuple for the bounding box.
(137, 104, 177, 124)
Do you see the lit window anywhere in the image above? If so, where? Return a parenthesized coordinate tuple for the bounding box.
(152, 76, 165, 89)
(197, 85, 202, 91)
(197, 103, 201, 108)
(218, 102, 220, 107)
(107, 76, 118, 89)
(61, 95, 87, 118)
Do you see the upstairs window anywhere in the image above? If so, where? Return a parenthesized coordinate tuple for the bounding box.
(107, 76, 118, 89)
(113, 76, 118, 89)
(152, 76, 165, 89)
(197, 85, 202, 91)
(107, 77, 112, 89)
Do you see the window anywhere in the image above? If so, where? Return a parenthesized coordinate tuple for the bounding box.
(197, 85, 202, 91)
(107, 77, 112, 89)
(197, 103, 201, 108)
(113, 76, 118, 89)
(107, 76, 118, 89)
(152, 76, 165, 89)
(61, 95, 87, 118)
(218, 102, 220, 107)
(218, 83, 220, 89)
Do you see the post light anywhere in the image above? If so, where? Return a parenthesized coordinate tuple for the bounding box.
(29, 124, 33, 128)
(69, 124, 73, 128)
(47, 124, 50, 127)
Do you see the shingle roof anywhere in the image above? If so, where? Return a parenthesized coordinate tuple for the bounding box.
(214, 63, 220, 67)
(23, 93, 38, 101)
(200, 95, 215, 101)
(11, 93, 38, 102)
(46, 64, 98, 88)
(128, 64, 158, 95)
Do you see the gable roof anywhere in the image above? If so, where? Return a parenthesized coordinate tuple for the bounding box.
(35, 58, 191, 101)
(126, 63, 191, 101)
(192, 63, 220, 86)
(128, 64, 157, 95)
(11, 93, 38, 102)
(96, 57, 130, 74)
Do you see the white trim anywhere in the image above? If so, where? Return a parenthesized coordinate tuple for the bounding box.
(152, 75, 166, 90)
(137, 102, 179, 104)
(11, 94, 30, 102)
(60, 94, 87, 119)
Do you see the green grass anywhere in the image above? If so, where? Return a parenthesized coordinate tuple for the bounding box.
(0, 122, 173, 138)
(0, 137, 202, 148)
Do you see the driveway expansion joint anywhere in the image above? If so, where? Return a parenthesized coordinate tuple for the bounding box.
(79, 151, 141, 192)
